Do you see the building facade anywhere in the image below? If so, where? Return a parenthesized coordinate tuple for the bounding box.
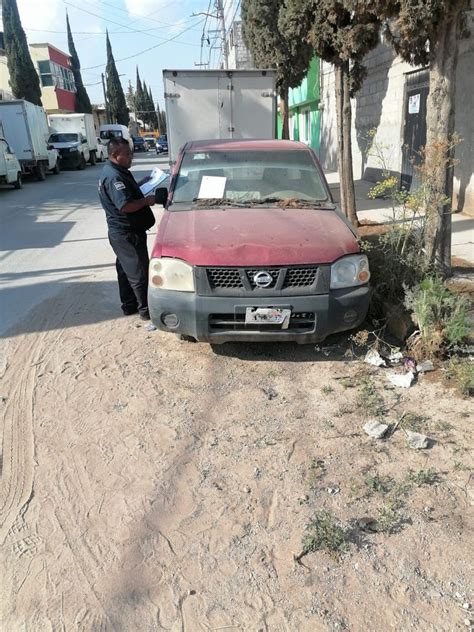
(29, 43, 76, 113)
(227, 21, 253, 70)
(319, 15, 474, 215)
(0, 36, 76, 113)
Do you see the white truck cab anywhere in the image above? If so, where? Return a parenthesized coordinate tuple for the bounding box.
(99, 124, 133, 151)
(0, 137, 22, 189)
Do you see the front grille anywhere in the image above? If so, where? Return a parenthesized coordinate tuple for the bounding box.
(209, 312, 315, 332)
(283, 267, 318, 288)
(206, 266, 319, 291)
(207, 268, 243, 288)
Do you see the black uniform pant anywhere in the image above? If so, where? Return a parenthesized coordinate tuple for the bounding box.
(108, 230, 149, 316)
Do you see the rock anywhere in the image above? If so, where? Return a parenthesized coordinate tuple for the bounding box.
(464, 619, 473, 627)
(464, 604, 472, 611)
(417, 360, 435, 373)
(243, 485, 251, 494)
(388, 371, 415, 388)
(363, 420, 389, 439)
(327, 486, 340, 495)
(145, 323, 157, 331)
(364, 349, 387, 367)
(406, 430, 430, 449)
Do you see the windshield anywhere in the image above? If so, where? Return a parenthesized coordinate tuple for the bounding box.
(133, 136, 143, 142)
(171, 150, 329, 206)
(100, 129, 123, 140)
(49, 133, 79, 143)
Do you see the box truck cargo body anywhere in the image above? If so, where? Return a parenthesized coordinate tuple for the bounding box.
(48, 113, 98, 166)
(163, 69, 277, 163)
(0, 100, 51, 179)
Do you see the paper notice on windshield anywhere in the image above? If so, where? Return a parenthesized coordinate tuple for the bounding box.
(140, 167, 167, 196)
(198, 175, 226, 199)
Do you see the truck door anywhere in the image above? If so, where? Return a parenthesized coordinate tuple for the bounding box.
(401, 68, 429, 190)
(217, 74, 233, 138)
(230, 73, 276, 139)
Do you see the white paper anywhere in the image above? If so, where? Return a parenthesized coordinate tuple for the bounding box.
(408, 94, 420, 114)
(140, 167, 167, 196)
(198, 175, 226, 199)
(388, 371, 415, 388)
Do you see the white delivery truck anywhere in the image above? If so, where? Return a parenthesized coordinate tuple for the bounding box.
(163, 69, 277, 163)
(0, 99, 53, 180)
(48, 113, 98, 168)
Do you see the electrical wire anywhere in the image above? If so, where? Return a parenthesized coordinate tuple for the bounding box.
(81, 17, 206, 70)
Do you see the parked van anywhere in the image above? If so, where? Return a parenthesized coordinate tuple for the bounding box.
(0, 137, 22, 189)
(99, 124, 133, 151)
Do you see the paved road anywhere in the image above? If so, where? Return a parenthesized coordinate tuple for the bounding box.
(0, 152, 168, 338)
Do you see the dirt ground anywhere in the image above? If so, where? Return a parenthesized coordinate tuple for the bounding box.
(1, 285, 473, 631)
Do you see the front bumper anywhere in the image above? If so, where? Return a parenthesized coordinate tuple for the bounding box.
(59, 149, 81, 167)
(148, 286, 370, 344)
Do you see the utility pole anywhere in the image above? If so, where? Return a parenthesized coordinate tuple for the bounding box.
(101, 72, 109, 123)
(215, 0, 228, 69)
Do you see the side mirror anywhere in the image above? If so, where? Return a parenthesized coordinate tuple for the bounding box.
(82, 138, 87, 144)
(47, 144, 53, 150)
(155, 187, 168, 207)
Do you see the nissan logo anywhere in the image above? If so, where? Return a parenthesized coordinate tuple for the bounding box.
(254, 271, 273, 288)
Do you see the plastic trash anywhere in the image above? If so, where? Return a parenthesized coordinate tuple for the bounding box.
(364, 349, 387, 367)
(388, 371, 415, 388)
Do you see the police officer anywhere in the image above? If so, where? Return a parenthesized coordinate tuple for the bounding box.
(99, 137, 156, 320)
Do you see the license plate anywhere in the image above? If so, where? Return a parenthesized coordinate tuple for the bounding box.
(245, 307, 291, 328)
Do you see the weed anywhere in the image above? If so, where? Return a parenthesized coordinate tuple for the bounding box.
(335, 403, 354, 417)
(339, 377, 355, 389)
(322, 384, 334, 394)
(404, 278, 470, 359)
(302, 510, 349, 558)
(407, 468, 439, 486)
(322, 419, 335, 431)
(402, 412, 430, 433)
(356, 377, 386, 417)
(307, 458, 326, 489)
(267, 369, 279, 378)
(445, 357, 474, 396)
(364, 473, 393, 494)
(375, 505, 403, 534)
(453, 460, 470, 472)
(434, 420, 453, 433)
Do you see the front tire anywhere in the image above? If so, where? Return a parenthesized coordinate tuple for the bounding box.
(77, 155, 86, 170)
(53, 160, 61, 174)
(89, 151, 96, 165)
(13, 173, 23, 189)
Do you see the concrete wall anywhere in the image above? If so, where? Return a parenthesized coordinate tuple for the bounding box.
(0, 54, 13, 101)
(320, 16, 474, 215)
(227, 22, 254, 70)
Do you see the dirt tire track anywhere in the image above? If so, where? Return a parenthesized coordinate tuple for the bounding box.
(0, 332, 46, 544)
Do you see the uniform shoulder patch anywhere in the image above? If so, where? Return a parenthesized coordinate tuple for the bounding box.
(114, 181, 126, 191)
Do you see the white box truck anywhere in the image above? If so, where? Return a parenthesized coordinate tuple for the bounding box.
(48, 113, 98, 168)
(163, 69, 277, 163)
(0, 99, 52, 180)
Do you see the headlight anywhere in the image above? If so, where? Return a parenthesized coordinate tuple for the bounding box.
(330, 254, 370, 289)
(149, 258, 195, 292)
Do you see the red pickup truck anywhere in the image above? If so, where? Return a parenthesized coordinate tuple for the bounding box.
(149, 139, 370, 343)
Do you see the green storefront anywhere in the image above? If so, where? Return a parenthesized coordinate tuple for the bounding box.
(277, 57, 321, 152)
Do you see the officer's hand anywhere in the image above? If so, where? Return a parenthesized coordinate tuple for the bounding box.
(144, 195, 156, 206)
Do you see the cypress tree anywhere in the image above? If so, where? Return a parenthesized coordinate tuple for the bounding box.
(159, 109, 167, 135)
(148, 87, 158, 130)
(2, 0, 42, 105)
(66, 13, 92, 113)
(135, 67, 147, 128)
(105, 31, 128, 126)
(143, 80, 150, 127)
(241, 0, 312, 139)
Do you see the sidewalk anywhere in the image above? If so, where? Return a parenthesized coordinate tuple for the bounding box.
(326, 172, 474, 267)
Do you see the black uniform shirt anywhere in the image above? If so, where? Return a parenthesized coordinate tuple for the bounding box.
(99, 160, 154, 233)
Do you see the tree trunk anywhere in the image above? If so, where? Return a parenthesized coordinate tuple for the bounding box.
(280, 86, 290, 140)
(424, 5, 464, 276)
(335, 63, 358, 227)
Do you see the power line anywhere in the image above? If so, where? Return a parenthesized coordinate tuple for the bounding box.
(82, 18, 206, 70)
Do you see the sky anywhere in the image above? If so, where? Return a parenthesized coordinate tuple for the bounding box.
(1, 0, 241, 107)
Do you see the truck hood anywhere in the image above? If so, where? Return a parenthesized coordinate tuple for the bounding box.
(152, 207, 359, 266)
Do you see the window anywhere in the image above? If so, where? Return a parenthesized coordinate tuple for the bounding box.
(37, 60, 76, 92)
